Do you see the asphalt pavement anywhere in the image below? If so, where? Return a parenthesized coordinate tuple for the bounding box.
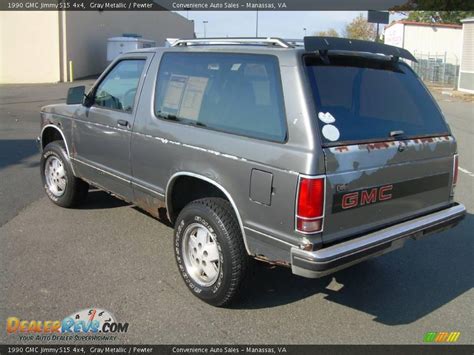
(0, 81, 472, 344)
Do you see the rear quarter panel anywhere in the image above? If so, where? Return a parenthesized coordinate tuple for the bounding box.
(130, 48, 324, 261)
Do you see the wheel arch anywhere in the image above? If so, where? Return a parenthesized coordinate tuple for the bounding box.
(40, 124, 76, 175)
(41, 124, 71, 156)
(165, 172, 251, 255)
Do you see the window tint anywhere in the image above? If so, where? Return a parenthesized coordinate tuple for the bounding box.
(304, 55, 449, 145)
(155, 52, 287, 142)
(94, 60, 145, 112)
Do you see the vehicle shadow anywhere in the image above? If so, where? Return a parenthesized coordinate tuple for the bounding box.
(78, 189, 129, 210)
(71, 190, 472, 325)
(236, 213, 473, 325)
(0, 139, 39, 170)
(77, 190, 172, 224)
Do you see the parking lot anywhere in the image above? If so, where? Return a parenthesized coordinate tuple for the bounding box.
(0, 80, 473, 344)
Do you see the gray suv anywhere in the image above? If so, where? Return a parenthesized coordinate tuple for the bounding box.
(38, 37, 466, 306)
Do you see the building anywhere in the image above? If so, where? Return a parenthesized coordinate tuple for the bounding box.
(458, 18, 474, 93)
(384, 20, 462, 65)
(0, 11, 194, 83)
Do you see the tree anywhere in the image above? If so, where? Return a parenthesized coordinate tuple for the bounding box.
(407, 11, 474, 24)
(392, 0, 474, 14)
(343, 14, 377, 41)
(314, 28, 340, 37)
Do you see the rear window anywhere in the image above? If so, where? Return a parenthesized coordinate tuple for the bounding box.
(304, 54, 449, 145)
(155, 52, 287, 142)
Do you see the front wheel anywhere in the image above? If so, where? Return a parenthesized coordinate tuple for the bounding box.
(174, 198, 249, 307)
(40, 141, 89, 208)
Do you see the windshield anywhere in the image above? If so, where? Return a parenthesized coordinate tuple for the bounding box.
(304, 54, 449, 145)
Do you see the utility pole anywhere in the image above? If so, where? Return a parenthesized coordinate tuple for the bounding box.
(367, 10, 389, 43)
(256, 10, 259, 37)
(255, 0, 259, 37)
(203, 20, 208, 38)
(304, 28, 307, 37)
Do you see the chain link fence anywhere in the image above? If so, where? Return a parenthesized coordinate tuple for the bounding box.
(411, 52, 460, 88)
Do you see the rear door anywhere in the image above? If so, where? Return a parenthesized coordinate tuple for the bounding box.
(304, 54, 456, 244)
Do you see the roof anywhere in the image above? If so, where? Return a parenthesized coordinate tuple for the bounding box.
(130, 44, 304, 67)
(385, 20, 462, 30)
(130, 37, 418, 64)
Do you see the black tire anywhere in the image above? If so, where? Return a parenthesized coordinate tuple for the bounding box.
(40, 141, 89, 208)
(174, 198, 249, 307)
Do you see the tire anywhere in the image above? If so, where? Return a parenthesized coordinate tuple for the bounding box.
(40, 141, 89, 208)
(174, 198, 249, 307)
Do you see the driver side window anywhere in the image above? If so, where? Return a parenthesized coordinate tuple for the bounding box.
(94, 59, 146, 112)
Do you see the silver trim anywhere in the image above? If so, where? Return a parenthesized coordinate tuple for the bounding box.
(165, 172, 251, 255)
(132, 181, 165, 197)
(71, 158, 130, 183)
(452, 154, 458, 193)
(40, 124, 71, 156)
(284, 38, 304, 47)
(40, 124, 76, 175)
(172, 37, 292, 48)
(294, 174, 326, 235)
(291, 203, 466, 278)
(73, 117, 130, 134)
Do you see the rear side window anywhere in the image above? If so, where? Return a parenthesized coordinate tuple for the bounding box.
(304, 55, 449, 145)
(155, 52, 287, 142)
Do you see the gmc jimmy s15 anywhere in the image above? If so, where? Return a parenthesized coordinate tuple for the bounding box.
(38, 37, 466, 306)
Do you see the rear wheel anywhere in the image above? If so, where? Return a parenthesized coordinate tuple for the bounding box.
(174, 198, 249, 307)
(41, 141, 88, 207)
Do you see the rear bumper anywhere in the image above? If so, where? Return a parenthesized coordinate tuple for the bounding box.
(291, 203, 466, 278)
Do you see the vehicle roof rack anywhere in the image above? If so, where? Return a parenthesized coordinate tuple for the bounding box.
(172, 37, 293, 48)
(304, 36, 417, 62)
(284, 38, 304, 47)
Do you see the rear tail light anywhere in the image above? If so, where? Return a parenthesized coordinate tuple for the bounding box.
(452, 154, 459, 194)
(296, 176, 325, 234)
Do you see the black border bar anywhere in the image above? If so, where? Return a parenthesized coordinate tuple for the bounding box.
(0, 0, 473, 11)
(0, 345, 473, 355)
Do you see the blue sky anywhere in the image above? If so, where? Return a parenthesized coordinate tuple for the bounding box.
(175, 11, 406, 38)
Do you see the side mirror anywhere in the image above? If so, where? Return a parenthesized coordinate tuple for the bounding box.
(66, 86, 86, 105)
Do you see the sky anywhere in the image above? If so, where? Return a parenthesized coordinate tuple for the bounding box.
(174, 11, 406, 38)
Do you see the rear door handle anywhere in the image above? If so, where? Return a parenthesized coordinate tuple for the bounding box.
(117, 119, 129, 127)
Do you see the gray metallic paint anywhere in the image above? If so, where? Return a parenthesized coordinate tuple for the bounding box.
(38, 45, 464, 273)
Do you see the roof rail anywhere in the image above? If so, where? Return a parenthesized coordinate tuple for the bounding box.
(284, 38, 304, 47)
(171, 37, 293, 48)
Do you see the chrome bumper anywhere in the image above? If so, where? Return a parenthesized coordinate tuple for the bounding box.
(291, 203, 466, 278)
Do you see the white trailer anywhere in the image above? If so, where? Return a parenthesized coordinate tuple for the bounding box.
(107, 36, 156, 63)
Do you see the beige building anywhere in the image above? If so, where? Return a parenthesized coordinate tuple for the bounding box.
(0, 11, 194, 83)
(384, 20, 462, 65)
(458, 18, 474, 93)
